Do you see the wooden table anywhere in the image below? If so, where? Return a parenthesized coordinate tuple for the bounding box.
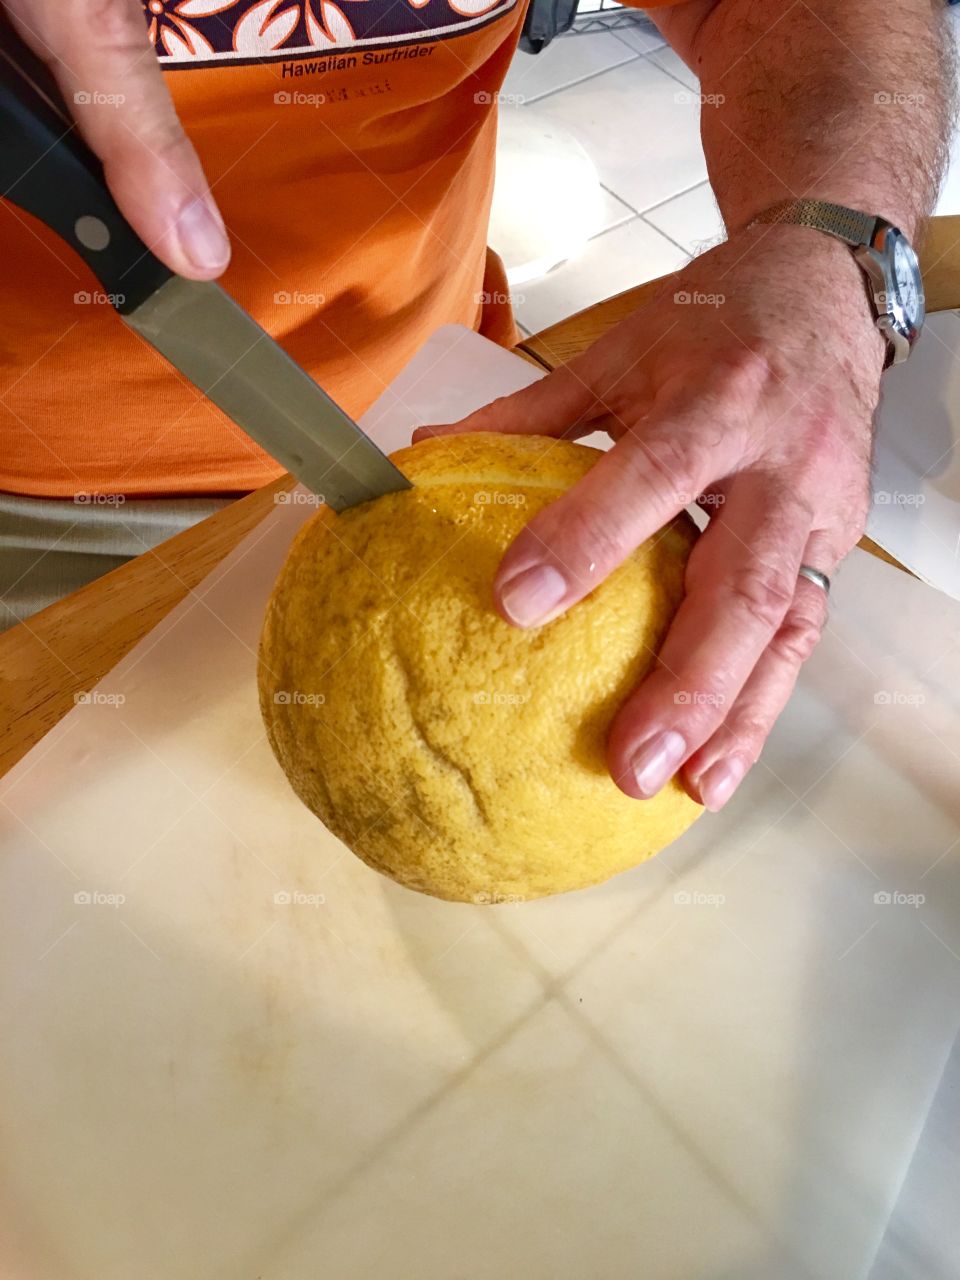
(3, 215, 959, 777)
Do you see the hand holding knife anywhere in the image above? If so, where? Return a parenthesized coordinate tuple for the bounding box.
(0, 13, 411, 511)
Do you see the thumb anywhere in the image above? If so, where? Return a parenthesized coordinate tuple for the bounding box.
(6, 0, 230, 279)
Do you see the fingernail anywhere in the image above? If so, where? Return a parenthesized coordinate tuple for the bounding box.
(631, 730, 687, 798)
(699, 755, 747, 812)
(176, 196, 230, 272)
(499, 564, 567, 627)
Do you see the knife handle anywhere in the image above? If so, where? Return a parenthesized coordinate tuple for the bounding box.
(0, 13, 172, 314)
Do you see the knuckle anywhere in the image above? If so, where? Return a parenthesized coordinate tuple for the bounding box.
(139, 123, 188, 164)
(633, 432, 697, 500)
(724, 717, 767, 762)
(724, 565, 795, 633)
(771, 610, 823, 667)
(548, 497, 628, 573)
(71, 0, 144, 52)
(713, 339, 778, 398)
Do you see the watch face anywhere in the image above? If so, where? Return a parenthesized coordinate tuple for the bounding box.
(888, 233, 925, 333)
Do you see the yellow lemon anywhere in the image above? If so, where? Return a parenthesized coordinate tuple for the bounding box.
(258, 433, 702, 903)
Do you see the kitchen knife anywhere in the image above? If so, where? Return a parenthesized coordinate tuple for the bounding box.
(0, 14, 412, 511)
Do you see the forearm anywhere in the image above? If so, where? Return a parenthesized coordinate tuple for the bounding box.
(661, 0, 954, 241)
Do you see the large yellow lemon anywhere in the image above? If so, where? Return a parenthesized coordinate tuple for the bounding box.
(258, 433, 702, 902)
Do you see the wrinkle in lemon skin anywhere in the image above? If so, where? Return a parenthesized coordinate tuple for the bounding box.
(259, 433, 703, 903)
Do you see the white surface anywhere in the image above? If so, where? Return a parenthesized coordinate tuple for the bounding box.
(869, 309, 960, 601)
(488, 109, 608, 287)
(523, 57, 708, 215)
(1, 326, 959, 1279)
(502, 30, 636, 104)
(511, 213, 688, 332)
(646, 181, 726, 254)
(647, 43, 699, 92)
(489, 32, 714, 329)
(867, 1028, 960, 1280)
(612, 21, 667, 57)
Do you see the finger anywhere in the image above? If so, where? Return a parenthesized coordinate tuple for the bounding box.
(411, 355, 651, 444)
(6, 0, 229, 278)
(606, 472, 816, 800)
(492, 386, 745, 628)
(681, 535, 834, 810)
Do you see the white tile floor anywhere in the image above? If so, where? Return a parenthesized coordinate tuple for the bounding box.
(495, 9, 960, 338)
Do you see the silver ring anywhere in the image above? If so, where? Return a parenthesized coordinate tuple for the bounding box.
(798, 564, 830, 595)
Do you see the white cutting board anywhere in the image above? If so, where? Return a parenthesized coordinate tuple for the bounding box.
(1, 326, 959, 1280)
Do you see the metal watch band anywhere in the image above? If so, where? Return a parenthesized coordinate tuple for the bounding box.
(748, 199, 879, 248)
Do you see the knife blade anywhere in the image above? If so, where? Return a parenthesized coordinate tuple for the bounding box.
(0, 14, 411, 511)
(124, 276, 411, 510)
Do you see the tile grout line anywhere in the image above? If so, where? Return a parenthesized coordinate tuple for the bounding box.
(641, 178, 714, 218)
(637, 215, 694, 261)
(598, 180, 639, 218)
(639, 45, 700, 95)
(513, 49, 642, 106)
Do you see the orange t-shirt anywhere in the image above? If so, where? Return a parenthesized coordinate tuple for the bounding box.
(0, 0, 680, 498)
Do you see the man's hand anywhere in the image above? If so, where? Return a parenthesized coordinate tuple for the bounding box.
(416, 227, 886, 810)
(421, 0, 952, 810)
(4, 0, 228, 276)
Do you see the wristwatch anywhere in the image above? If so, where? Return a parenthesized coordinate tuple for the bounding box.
(749, 198, 924, 365)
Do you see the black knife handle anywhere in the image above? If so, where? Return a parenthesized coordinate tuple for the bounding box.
(0, 13, 172, 313)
